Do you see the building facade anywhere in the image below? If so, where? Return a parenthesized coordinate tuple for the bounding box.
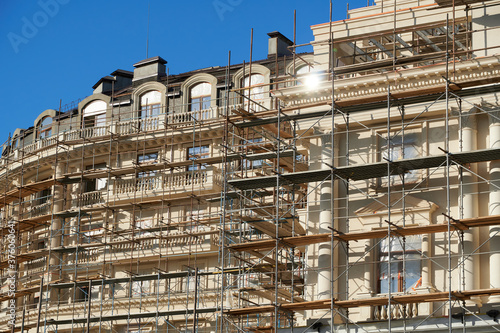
(2, 0, 500, 332)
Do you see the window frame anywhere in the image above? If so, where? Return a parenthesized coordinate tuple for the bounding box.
(243, 137, 264, 170)
(187, 145, 209, 171)
(242, 74, 265, 102)
(378, 132, 420, 187)
(136, 151, 159, 178)
(38, 116, 52, 139)
(189, 82, 212, 112)
(378, 235, 422, 294)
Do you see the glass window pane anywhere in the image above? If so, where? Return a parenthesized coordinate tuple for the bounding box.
(151, 104, 161, 116)
(138, 152, 158, 163)
(202, 96, 211, 110)
(243, 74, 265, 101)
(95, 114, 106, 127)
(405, 254, 422, 291)
(139, 106, 148, 119)
(379, 259, 399, 294)
(140, 91, 161, 105)
(191, 82, 211, 97)
(191, 98, 201, 111)
(40, 117, 52, 127)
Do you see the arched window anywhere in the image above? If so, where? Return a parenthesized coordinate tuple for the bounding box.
(139, 91, 162, 119)
(38, 116, 52, 139)
(83, 100, 107, 128)
(190, 82, 211, 111)
(243, 74, 265, 101)
(11, 137, 18, 150)
(297, 65, 312, 76)
(296, 65, 312, 85)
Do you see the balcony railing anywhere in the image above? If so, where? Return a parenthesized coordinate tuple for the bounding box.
(66, 125, 109, 140)
(167, 107, 218, 124)
(111, 234, 213, 254)
(117, 116, 161, 135)
(77, 190, 104, 207)
(2, 102, 270, 164)
(373, 302, 418, 320)
(113, 167, 221, 196)
(29, 201, 51, 218)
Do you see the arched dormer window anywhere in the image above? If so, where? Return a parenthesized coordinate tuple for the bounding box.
(190, 82, 211, 111)
(233, 65, 270, 112)
(285, 55, 316, 87)
(11, 136, 18, 150)
(38, 116, 52, 139)
(83, 100, 107, 128)
(297, 65, 313, 76)
(140, 91, 162, 119)
(243, 74, 265, 101)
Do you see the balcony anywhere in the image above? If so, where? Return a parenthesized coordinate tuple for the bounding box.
(62, 232, 217, 265)
(79, 191, 105, 207)
(71, 167, 221, 209)
(113, 167, 222, 198)
(0, 103, 267, 166)
(20, 200, 52, 220)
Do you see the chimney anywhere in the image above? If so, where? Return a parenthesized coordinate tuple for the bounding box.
(132, 56, 167, 82)
(267, 31, 293, 59)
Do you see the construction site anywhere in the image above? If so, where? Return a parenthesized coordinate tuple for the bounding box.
(2, 0, 500, 332)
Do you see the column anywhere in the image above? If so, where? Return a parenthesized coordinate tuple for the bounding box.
(318, 134, 332, 300)
(461, 110, 480, 306)
(358, 239, 374, 320)
(49, 162, 65, 300)
(419, 233, 434, 290)
(489, 110, 500, 303)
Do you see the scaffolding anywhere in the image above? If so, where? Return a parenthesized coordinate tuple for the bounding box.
(1, 1, 500, 332)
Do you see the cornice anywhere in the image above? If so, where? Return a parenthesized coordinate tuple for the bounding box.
(273, 55, 500, 107)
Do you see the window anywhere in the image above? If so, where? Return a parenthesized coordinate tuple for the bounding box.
(297, 65, 313, 76)
(187, 145, 209, 171)
(81, 222, 104, 241)
(137, 152, 159, 190)
(243, 138, 263, 169)
(137, 152, 158, 177)
(83, 100, 107, 129)
(38, 116, 52, 139)
(243, 74, 265, 101)
(190, 82, 211, 112)
(32, 296, 39, 309)
(36, 188, 51, 205)
(184, 263, 205, 292)
(135, 219, 152, 237)
(139, 91, 161, 119)
(379, 235, 422, 294)
(35, 239, 46, 250)
(296, 65, 313, 86)
(85, 163, 107, 192)
(380, 134, 419, 186)
(131, 279, 151, 296)
(137, 152, 159, 164)
(76, 285, 99, 302)
(185, 205, 206, 226)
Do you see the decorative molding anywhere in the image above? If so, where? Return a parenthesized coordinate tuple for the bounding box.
(274, 55, 500, 108)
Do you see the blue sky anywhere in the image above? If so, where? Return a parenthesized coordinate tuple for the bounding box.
(0, 0, 368, 143)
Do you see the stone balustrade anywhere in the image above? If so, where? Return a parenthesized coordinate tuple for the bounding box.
(112, 167, 220, 197)
(373, 302, 419, 320)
